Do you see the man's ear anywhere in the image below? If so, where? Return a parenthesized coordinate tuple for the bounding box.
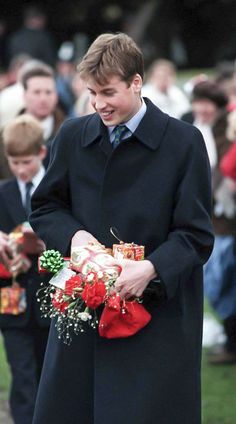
(39, 145, 47, 161)
(132, 74, 143, 93)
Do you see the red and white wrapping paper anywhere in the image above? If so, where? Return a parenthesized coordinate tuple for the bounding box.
(71, 244, 121, 280)
(113, 243, 145, 261)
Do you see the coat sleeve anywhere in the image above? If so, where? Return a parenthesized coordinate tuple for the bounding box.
(30, 121, 84, 255)
(147, 127, 214, 299)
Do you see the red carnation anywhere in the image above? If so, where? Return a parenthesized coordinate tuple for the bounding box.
(64, 274, 83, 297)
(81, 281, 106, 309)
(52, 289, 69, 313)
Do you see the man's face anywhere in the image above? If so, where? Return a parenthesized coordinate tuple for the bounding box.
(7, 148, 46, 183)
(86, 75, 142, 126)
(24, 76, 58, 120)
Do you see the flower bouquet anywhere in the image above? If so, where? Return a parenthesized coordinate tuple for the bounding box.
(38, 243, 151, 344)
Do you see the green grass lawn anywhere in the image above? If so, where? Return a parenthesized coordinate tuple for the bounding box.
(0, 331, 236, 423)
(0, 335, 11, 401)
(201, 303, 236, 424)
(202, 349, 236, 424)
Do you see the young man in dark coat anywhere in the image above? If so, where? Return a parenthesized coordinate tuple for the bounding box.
(0, 114, 50, 424)
(30, 33, 214, 424)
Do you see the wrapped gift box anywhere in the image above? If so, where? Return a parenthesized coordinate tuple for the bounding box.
(70, 244, 121, 279)
(112, 243, 144, 261)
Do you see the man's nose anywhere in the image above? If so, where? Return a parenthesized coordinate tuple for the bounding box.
(94, 96, 106, 110)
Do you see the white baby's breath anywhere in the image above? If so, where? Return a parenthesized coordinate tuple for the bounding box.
(78, 312, 92, 321)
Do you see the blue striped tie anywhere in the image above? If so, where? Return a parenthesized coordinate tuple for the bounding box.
(112, 125, 127, 149)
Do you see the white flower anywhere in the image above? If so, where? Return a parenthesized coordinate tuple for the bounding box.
(86, 273, 95, 282)
(78, 312, 92, 322)
(97, 271, 104, 279)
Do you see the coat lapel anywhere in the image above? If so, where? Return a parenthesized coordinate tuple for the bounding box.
(98, 124, 113, 156)
(81, 113, 112, 156)
(3, 180, 27, 226)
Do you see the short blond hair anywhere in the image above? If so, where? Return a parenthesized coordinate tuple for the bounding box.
(77, 32, 144, 85)
(3, 114, 44, 156)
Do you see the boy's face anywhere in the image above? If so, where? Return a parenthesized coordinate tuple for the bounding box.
(7, 147, 46, 183)
(86, 74, 142, 126)
(24, 76, 58, 120)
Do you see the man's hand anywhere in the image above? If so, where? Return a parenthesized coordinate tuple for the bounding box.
(9, 253, 31, 275)
(22, 228, 46, 255)
(115, 259, 157, 299)
(71, 230, 100, 249)
(0, 231, 12, 269)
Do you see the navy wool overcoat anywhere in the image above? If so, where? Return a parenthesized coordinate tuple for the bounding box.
(30, 99, 214, 424)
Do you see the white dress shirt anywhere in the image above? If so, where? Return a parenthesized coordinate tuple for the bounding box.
(17, 166, 45, 207)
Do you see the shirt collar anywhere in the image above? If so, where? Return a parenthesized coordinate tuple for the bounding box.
(108, 98, 147, 137)
(17, 165, 45, 195)
(41, 115, 54, 140)
(31, 165, 45, 189)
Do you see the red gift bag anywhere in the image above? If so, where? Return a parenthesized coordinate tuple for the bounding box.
(99, 295, 151, 339)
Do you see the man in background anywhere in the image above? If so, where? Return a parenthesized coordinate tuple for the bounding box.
(0, 61, 65, 179)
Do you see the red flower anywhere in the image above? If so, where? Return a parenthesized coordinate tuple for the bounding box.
(81, 281, 106, 309)
(52, 289, 69, 313)
(64, 274, 83, 297)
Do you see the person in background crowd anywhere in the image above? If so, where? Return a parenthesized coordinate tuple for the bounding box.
(220, 109, 236, 180)
(0, 54, 31, 129)
(183, 73, 209, 97)
(0, 18, 8, 71)
(71, 72, 93, 116)
(0, 60, 66, 180)
(181, 80, 228, 170)
(30, 32, 213, 424)
(0, 69, 8, 92)
(0, 114, 50, 424)
(6, 4, 56, 67)
(74, 90, 95, 117)
(214, 62, 236, 102)
(204, 104, 236, 364)
(55, 41, 77, 117)
(142, 58, 190, 119)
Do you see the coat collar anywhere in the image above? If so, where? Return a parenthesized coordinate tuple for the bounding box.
(81, 98, 169, 150)
(134, 98, 170, 150)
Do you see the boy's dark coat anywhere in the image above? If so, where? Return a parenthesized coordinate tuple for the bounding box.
(31, 99, 214, 424)
(0, 178, 49, 328)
